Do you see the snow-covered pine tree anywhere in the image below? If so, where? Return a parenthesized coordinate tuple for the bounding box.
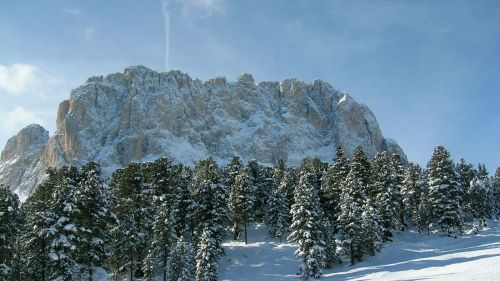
(372, 152, 400, 240)
(468, 176, 490, 227)
(321, 217, 340, 268)
(391, 154, 406, 230)
(337, 169, 365, 265)
(401, 162, 426, 233)
(168, 235, 194, 281)
(494, 168, 500, 218)
(195, 227, 219, 281)
(229, 166, 255, 244)
(46, 166, 81, 281)
(456, 158, 475, 219)
(320, 145, 350, 227)
(170, 165, 195, 237)
(361, 199, 383, 256)
(75, 162, 112, 281)
(265, 171, 291, 243)
(427, 146, 463, 236)
(288, 169, 326, 279)
(224, 156, 243, 189)
(350, 147, 372, 189)
(19, 168, 61, 280)
(109, 163, 150, 280)
(192, 158, 227, 259)
(0, 185, 23, 280)
(247, 160, 269, 222)
(143, 197, 175, 281)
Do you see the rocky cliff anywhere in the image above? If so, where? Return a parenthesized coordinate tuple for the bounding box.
(0, 66, 406, 199)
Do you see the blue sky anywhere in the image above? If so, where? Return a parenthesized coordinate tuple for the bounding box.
(0, 0, 498, 172)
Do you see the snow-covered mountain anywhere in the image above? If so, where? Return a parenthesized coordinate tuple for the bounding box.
(0, 65, 405, 199)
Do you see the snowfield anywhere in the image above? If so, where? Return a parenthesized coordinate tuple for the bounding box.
(220, 221, 500, 281)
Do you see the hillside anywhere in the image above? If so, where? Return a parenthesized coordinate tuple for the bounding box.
(220, 221, 500, 281)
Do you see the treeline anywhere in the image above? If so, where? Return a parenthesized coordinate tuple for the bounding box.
(0, 145, 499, 280)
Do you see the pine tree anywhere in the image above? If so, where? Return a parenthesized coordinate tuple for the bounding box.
(391, 154, 406, 230)
(247, 160, 269, 221)
(171, 165, 195, 237)
(427, 146, 463, 236)
(456, 158, 475, 219)
(337, 169, 365, 265)
(192, 158, 227, 269)
(468, 176, 490, 227)
(19, 168, 61, 280)
(361, 199, 383, 256)
(46, 166, 81, 281)
(401, 163, 425, 233)
(109, 163, 151, 280)
(288, 170, 326, 279)
(168, 235, 194, 281)
(321, 146, 350, 227)
(321, 217, 340, 268)
(372, 152, 399, 240)
(0, 185, 23, 280)
(493, 168, 500, 218)
(75, 162, 112, 281)
(195, 227, 219, 281)
(228, 166, 255, 244)
(265, 171, 291, 243)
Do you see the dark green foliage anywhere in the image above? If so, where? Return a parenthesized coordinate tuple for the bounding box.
(228, 166, 255, 243)
(427, 146, 463, 235)
(0, 185, 22, 280)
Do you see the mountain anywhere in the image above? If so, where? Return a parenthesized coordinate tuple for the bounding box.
(0, 65, 405, 199)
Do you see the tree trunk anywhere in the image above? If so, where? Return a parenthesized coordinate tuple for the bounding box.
(130, 247, 134, 281)
(163, 250, 167, 281)
(350, 243, 354, 265)
(244, 221, 248, 245)
(88, 266, 93, 281)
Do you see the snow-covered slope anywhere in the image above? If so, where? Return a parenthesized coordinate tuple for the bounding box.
(0, 66, 406, 198)
(220, 221, 500, 281)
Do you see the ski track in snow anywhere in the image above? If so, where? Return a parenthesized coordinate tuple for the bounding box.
(219, 221, 500, 281)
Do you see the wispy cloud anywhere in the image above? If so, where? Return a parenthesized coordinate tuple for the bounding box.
(178, 0, 226, 21)
(162, 0, 171, 70)
(64, 8, 83, 17)
(83, 26, 96, 40)
(0, 106, 43, 132)
(0, 64, 64, 98)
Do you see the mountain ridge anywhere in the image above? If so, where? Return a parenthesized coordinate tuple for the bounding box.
(0, 65, 406, 199)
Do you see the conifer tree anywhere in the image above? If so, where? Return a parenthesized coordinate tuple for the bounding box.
(265, 171, 290, 243)
(456, 158, 475, 218)
(228, 166, 255, 243)
(0, 185, 22, 280)
(109, 163, 150, 280)
(321, 146, 350, 226)
(225, 156, 243, 190)
(468, 176, 490, 227)
(493, 168, 500, 218)
(169, 235, 193, 281)
(288, 170, 326, 279)
(391, 154, 406, 229)
(19, 168, 62, 280)
(401, 163, 425, 233)
(361, 199, 383, 256)
(46, 166, 81, 281)
(372, 152, 399, 240)
(171, 165, 195, 237)
(427, 146, 463, 235)
(75, 162, 112, 281)
(192, 158, 227, 261)
(195, 228, 219, 281)
(337, 169, 365, 265)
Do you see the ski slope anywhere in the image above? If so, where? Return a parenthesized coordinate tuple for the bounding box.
(220, 221, 500, 281)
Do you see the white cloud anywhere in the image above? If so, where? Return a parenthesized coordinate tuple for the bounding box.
(83, 26, 96, 40)
(64, 8, 83, 17)
(0, 64, 65, 98)
(0, 106, 43, 132)
(178, 0, 226, 21)
(0, 64, 39, 95)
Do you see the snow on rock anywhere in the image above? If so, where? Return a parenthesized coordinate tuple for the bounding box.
(0, 66, 406, 198)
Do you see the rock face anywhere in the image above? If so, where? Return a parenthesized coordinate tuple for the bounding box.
(0, 66, 406, 199)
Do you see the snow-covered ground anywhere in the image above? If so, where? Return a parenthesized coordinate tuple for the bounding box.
(220, 221, 500, 281)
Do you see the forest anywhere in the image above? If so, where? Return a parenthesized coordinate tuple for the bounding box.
(0, 145, 499, 281)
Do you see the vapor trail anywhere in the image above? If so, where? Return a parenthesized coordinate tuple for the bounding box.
(162, 0, 171, 70)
